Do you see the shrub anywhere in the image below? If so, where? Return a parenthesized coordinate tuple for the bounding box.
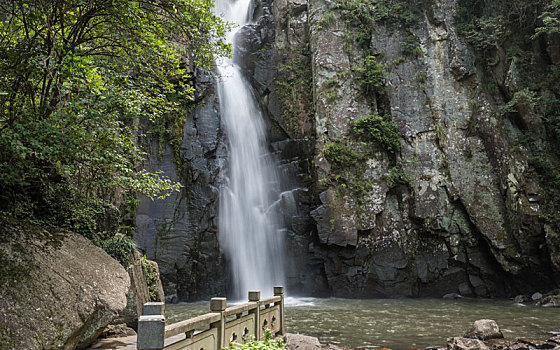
(142, 255, 161, 302)
(324, 142, 360, 168)
(97, 236, 137, 266)
(226, 329, 286, 350)
(383, 165, 411, 188)
(352, 56, 386, 98)
(351, 114, 402, 155)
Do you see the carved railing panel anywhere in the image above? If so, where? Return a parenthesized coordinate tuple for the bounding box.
(224, 313, 256, 345)
(165, 328, 218, 350)
(259, 305, 280, 337)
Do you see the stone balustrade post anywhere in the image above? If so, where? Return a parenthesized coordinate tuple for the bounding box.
(137, 302, 165, 350)
(248, 290, 261, 340)
(210, 297, 227, 348)
(274, 286, 285, 335)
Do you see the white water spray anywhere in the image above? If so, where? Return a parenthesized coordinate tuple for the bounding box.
(215, 0, 285, 300)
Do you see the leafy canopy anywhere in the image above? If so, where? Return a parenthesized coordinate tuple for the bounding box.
(0, 0, 229, 234)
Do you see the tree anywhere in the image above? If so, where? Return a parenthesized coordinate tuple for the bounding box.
(0, 0, 230, 236)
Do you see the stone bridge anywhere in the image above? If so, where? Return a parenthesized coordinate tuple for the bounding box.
(136, 287, 285, 350)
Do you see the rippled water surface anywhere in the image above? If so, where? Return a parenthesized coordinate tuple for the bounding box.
(166, 298, 559, 349)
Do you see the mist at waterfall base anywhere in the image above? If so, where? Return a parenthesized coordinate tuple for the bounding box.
(215, 0, 286, 300)
(166, 298, 559, 350)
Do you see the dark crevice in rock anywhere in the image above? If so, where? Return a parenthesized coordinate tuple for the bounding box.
(452, 194, 515, 297)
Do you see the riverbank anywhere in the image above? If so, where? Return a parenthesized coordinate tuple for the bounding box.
(167, 297, 559, 350)
(283, 320, 560, 350)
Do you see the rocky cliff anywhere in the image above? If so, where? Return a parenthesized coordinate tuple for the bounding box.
(135, 0, 560, 300)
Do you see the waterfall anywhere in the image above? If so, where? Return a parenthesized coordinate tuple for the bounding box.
(215, 0, 285, 300)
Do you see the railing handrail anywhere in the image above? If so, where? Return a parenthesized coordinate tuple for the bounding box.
(223, 301, 259, 317)
(137, 286, 285, 350)
(164, 312, 221, 338)
(260, 296, 281, 306)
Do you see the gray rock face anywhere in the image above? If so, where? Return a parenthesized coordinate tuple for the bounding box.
(300, 0, 560, 297)
(0, 216, 130, 350)
(113, 251, 164, 330)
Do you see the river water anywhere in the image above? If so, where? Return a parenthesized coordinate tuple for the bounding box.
(166, 298, 559, 349)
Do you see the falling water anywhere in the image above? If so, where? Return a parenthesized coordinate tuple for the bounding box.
(215, 0, 285, 300)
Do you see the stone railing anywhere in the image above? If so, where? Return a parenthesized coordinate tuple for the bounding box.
(137, 286, 285, 350)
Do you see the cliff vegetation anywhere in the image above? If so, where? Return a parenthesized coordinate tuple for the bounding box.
(0, 0, 229, 262)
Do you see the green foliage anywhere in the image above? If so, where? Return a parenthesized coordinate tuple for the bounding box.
(352, 56, 386, 98)
(383, 164, 411, 188)
(0, 0, 229, 238)
(499, 88, 540, 116)
(348, 179, 374, 204)
(401, 34, 424, 58)
(456, 0, 545, 53)
(142, 255, 161, 302)
(318, 11, 337, 29)
(459, 15, 507, 51)
(276, 46, 314, 138)
(97, 235, 137, 266)
(466, 98, 480, 134)
(336, 0, 423, 30)
(324, 142, 360, 168)
(322, 77, 340, 102)
(226, 329, 286, 350)
(336, 0, 423, 51)
(417, 70, 427, 87)
(351, 114, 402, 155)
(528, 154, 560, 225)
(533, 0, 560, 38)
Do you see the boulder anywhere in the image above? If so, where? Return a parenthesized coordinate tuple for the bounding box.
(0, 216, 130, 350)
(548, 336, 560, 345)
(486, 338, 528, 350)
(283, 333, 322, 350)
(531, 292, 543, 301)
(112, 251, 151, 330)
(100, 324, 137, 338)
(464, 320, 503, 340)
(513, 295, 529, 303)
(443, 293, 464, 299)
(537, 294, 560, 307)
(448, 337, 489, 350)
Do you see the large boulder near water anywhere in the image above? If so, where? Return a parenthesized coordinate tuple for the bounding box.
(0, 216, 130, 349)
(537, 295, 560, 307)
(464, 320, 504, 341)
(283, 333, 322, 350)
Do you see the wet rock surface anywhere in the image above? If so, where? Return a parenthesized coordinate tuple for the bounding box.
(464, 320, 504, 341)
